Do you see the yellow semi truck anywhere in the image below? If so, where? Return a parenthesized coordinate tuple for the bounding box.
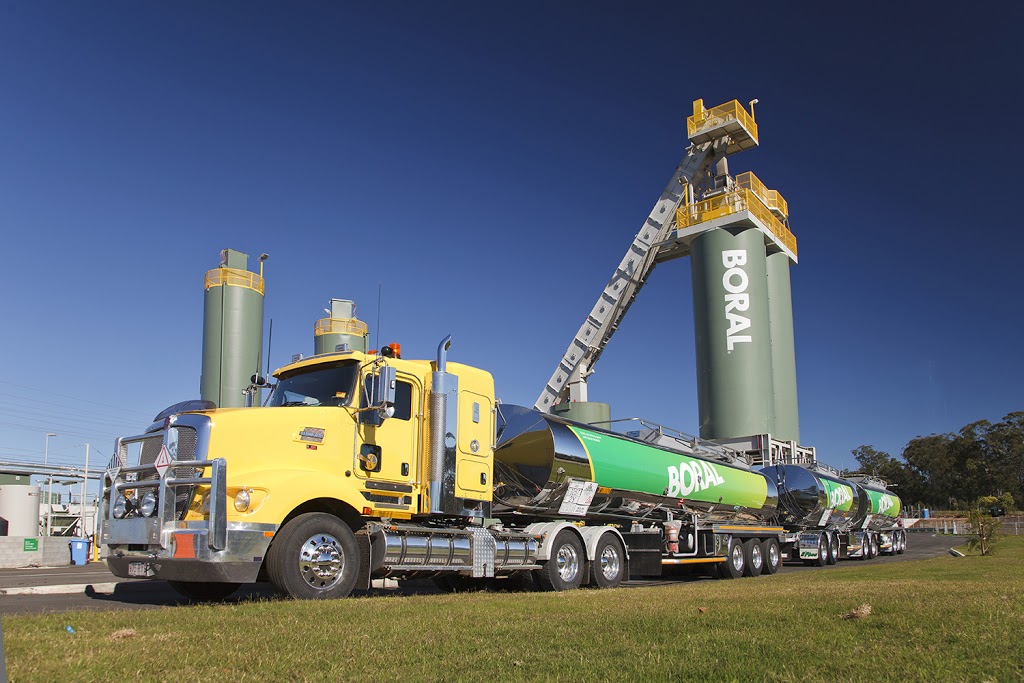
(101, 337, 629, 600)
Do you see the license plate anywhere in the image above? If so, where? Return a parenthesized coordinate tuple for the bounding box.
(128, 562, 150, 577)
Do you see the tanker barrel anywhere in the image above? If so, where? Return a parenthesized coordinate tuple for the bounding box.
(495, 405, 778, 523)
(761, 465, 858, 528)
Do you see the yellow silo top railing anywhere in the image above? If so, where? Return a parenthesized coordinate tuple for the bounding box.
(204, 267, 265, 295)
(677, 188, 798, 258)
(736, 172, 789, 218)
(687, 100, 759, 144)
(314, 318, 369, 337)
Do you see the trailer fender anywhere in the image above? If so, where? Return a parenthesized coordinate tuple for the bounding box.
(523, 521, 586, 561)
(578, 526, 629, 563)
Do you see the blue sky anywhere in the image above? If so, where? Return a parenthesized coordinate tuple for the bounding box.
(1, 2, 1021, 498)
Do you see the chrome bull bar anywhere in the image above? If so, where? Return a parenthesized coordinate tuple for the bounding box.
(103, 457, 227, 551)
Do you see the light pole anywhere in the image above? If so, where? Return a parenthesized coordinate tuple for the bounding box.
(44, 432, 57, 537)
(81, 443, 90, 539)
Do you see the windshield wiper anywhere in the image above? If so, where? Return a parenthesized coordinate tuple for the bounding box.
(278, 401, 318, 407)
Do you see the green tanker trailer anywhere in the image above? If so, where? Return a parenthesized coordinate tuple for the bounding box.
(493, 405, 787, 581)
(759, 465, 906, 565)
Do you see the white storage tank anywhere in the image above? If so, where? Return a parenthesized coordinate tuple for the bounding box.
(0, 484, 41, 536)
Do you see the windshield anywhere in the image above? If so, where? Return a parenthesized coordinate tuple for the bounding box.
(269, 361, 359, 407)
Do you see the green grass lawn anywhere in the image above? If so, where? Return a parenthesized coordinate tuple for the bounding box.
(4, 538, 1023, 682)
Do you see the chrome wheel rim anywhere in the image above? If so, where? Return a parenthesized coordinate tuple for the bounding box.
(299, 533, 345, 591)
(768, 543, 780, 568)
(599, 544, 621, 581)
(731, 543, 744, 572)
(556, 543, 580, 582)
(750, 543, 763, 570)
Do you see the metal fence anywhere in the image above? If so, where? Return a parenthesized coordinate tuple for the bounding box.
(908, 516, 1023, 536)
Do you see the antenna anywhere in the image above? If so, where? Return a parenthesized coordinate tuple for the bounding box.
(374, 284, 382, 353)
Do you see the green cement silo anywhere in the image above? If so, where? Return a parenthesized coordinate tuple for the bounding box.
(200, 249, 265, 408)
(314, 298, 368, 355)
(690, 228, 775, 439)
(766, 251, 800, 442)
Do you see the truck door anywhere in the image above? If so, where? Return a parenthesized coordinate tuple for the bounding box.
(356, 371, 420, 490)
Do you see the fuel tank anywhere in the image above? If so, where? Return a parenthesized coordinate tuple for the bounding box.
(760, 465, 860, 528)
(848, 477, 902, 529)
(494, 405, 778, 522)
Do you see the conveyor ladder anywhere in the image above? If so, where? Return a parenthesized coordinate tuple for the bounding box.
(534, 141, 712, 412)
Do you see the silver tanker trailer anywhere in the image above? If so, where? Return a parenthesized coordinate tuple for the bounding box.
(759, 465, 906, 565)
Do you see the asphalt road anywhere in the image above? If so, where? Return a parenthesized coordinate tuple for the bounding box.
(0, 533, 963, 616)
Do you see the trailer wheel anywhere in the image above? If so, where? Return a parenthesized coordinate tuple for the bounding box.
(590, 534, 626, 589)
(536, 530, 585, 592)
(826, 532, 838, 565)
(760, 538, 781, 575)
(870, 533, 880, 558)
(812, 533, 828, 567)
(719, 537, 745, 579)
(896, 530, 906, 555)
(266, 512, 359, 599)
(168, 581, 240, 602)
(742, 538, 763, 577)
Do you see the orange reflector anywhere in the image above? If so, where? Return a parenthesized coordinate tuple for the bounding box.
(263, 531, 275, 537)
(362, 507, 373, 515)
(172, 533, 196, 559)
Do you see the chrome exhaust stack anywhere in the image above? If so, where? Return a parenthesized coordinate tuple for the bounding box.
(428, 335, 460, 515)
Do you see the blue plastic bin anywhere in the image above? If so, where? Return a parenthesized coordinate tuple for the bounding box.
(69, 539, 89, 565)
(922, 509, 930, 519)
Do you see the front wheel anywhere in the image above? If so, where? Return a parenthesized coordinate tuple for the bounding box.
(267, 512, 359, 599)
(168, 580, 240, 602)
(536, 530, 585, 592)
(590, 534, 626, 589)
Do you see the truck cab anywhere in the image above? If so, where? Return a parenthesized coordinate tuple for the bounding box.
(100, 340, 511, 600)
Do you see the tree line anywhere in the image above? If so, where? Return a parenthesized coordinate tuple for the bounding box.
(848, 411, 1023, 511)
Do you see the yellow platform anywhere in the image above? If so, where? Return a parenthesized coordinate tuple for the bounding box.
(687, 99, 758, 154)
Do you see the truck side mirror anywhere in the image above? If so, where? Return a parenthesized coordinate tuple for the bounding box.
(361, 366, 397, 425)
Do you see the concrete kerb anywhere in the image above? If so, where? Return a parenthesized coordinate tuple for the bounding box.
(0, 582, 121, 596)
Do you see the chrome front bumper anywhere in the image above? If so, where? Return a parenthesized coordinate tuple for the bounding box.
(106, 521, 278, 583)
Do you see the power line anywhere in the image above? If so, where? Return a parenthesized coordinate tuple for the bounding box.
(0, 402, 141, 432)
(0, 391, 155, 423)
(0, 379, 155, 419)
(0, 410, 134, 438)
(0, 420, 122, 441)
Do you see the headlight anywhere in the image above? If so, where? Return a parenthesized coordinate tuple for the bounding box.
(234, 489, 251, 512)
(140, 492, 158, 517)
(113, 495, 128, 519)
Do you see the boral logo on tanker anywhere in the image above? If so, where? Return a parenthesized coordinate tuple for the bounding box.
(878, 494, 895, 512)
(828, 486, 852, 508)
(666, 460, 725, 498)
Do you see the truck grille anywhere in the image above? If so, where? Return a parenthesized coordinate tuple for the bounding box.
(115, 426, 199, 521)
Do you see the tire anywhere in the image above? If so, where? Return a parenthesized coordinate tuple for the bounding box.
(896, 530, 906, 555)
(266, 512, 359, 600)
(760, 538, 781, 575)
(870, 533, 880, 558)
(826, 532, 838, 565)
(590, 534, 626, 589)
(742, 538, 763, 577)
(536, 530, 585, 592)
(812, 533, 828, 567)
(719, 537, 745, 579)
(168, 580, 240, 602)
(863, 532, 874, 560)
